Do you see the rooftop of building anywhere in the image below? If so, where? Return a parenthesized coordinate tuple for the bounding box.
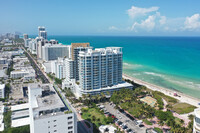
(11, 68, 35, 74)
(43, 43, 68, 48)
(11, 117, 30, 128)
(11, 103, 29, 112)
(29, 84, 70, 119)
(11, 110, 29, 120)
(79, 47, 122, 56)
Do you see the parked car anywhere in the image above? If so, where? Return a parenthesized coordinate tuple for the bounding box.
(117, 121, 122, 126)
(127, 129, 135, 133)
(114, 118, 118, 123)
(112, 115, 115, 118)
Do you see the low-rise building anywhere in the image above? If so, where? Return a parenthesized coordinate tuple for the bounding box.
(11, 68, 35, 80)
(29, 84, 77, 133)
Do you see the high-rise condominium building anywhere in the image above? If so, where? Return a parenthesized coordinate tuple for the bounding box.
(74, 47, 132, 96)
(38, 26, 47, 39)
(37, 38, 45, 59)
(64, 58, 74, 82)
(194, 108, 200, 133)
(79, 47, 123, 90)
(14, 35, 19, 39)
(38, 26, 45, 34)
(42, 44, 71, 61)
(71, 43, 90, 81)
(29, 84, 77, 133)
(39, 31, 47, 40)
(23, 34, 28, 39)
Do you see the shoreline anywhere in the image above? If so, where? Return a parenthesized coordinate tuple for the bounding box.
(123, 74, 200, 108)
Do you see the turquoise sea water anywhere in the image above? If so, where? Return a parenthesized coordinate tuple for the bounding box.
(46, 36, 200, 98)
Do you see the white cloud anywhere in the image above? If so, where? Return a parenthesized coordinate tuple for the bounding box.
(108, 26, 118, 30)
(127, 6, 159, 19)
(131, 15, 156, 31)
(184, 14, 200, 30)
(159, 16, 166, 25)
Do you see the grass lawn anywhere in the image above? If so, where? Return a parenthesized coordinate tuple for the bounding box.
(81, 107, 112, 127)
(172, 103, 196, 114)
(143, 119, 152, 125)
(153, 91, 178, 105)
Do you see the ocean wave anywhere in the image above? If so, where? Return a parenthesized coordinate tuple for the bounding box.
(166, 78, 200, 90)
(143, 72, 165, 78)
(132, 73, 141, 76)
(123, 62, 143, 68)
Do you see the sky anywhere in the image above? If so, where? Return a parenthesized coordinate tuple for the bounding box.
(1, 0, 200, 36)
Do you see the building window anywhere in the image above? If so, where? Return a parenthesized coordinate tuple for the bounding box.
(68, 121, 72, 125)
(68, 116, 72, 120)
(54, 130, 57, 132)
(68, 131, 73, 133)
(54, 120, 57, 122)
(68, 126, 73, 129)
(54, 125, 57, 127)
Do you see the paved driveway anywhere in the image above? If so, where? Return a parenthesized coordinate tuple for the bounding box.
(104, 103, 146, 133)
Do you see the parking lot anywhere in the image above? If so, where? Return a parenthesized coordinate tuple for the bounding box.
(103, 103, 146, 133)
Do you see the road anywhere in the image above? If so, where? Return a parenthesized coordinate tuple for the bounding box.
(104, 103, 146, 133)
(22, 46, 49, 83)
(22, 46, 89, 133)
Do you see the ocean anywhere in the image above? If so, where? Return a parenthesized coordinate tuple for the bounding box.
(42, 36, 200, 99)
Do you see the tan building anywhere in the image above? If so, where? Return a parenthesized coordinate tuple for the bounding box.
(71, 43, 90, 60)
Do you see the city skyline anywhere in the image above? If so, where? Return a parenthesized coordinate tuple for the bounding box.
(1, 0, 200, 36)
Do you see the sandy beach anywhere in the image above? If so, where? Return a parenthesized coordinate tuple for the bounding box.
(123, 74, 200, 108)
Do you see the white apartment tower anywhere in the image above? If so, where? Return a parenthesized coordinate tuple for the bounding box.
(64, 58, 74, 81)
(79, 47, 123, 91)
(29, 84, 77, 133)
(38, 26, 47, 39)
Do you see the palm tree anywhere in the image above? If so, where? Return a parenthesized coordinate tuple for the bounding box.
(91, 95, 96, 103)
(96, 94, 101, 103)
(101, 92, 105, 102)
(82, 94, 86, 101)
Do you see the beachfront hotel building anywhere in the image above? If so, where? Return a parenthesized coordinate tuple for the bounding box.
(42, 44, 71, 61)
(194, 108, 200, 133)
(28, 84, 77, 133)
(73, 47, 133, 96)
